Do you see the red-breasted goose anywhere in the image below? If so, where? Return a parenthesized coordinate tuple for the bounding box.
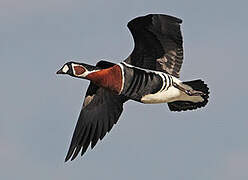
(57, 14, 209, 162)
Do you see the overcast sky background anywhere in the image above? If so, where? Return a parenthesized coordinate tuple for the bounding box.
(1, 0, 248, 180)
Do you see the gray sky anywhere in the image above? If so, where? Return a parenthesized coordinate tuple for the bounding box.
(1, 0, 248, 179)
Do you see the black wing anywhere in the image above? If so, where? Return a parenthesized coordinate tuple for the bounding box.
(125, 14, 183, 78)
(65, 61, 126, 162)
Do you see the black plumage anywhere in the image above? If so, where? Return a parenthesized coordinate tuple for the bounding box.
(121, 63, 163, 102)
(125, 14, 184, 78)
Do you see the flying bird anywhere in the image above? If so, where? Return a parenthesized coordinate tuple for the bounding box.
(57, 14, 209, 162)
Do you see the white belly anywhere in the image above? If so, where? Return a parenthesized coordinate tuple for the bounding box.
(141, 86, 182, 104)
(141, 84, 204, 104)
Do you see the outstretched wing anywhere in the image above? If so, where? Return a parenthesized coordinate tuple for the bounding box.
(125, 14, 183, 78)
(65, 61, 126, 162)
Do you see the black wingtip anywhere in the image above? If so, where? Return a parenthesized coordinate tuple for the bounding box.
(64, 144, 76, 162)
(71, 146, 81, 161)
(65, 151, 73, 162)
(64, 157, 69, 163)
(128, 14, 182, 31)
(91, 140, 98, 149)
(65, 154, 71, 162)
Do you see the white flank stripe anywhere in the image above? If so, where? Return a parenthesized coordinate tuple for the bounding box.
(165, 74, 170, 90)
(159, 74, 166, 92)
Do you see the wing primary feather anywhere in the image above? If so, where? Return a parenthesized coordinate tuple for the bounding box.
(65, 147, 75, 162)
(92, 118, 104, 148)
(68, 112, 87, 148)
(67, 125, 88, 161)
(108, 115, 115, 132)
(91, 121, 100, 149)
(80, 127, 93, 156)
(88, 122, 97, 144)
(71, 146, 82, 161)
(100, 121, 107, 140)
(71, 125, 92, 160)
(64, 124, 86, 162)
(81, 139, 91, 156)
(100, 108, 109, 139)
(79, 124, 91, 147)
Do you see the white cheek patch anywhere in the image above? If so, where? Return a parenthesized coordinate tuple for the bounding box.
(62, 65, 69, 73)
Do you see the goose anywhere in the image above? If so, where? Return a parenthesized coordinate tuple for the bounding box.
(57, 14, 209, 162)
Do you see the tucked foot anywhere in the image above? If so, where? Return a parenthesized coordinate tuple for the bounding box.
(173, 82, 206, 96)
(185, 89, 205, 96)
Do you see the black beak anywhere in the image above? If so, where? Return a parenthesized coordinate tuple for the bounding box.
(56, 68, 64, 74)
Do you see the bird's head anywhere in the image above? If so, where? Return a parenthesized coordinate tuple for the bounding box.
(56, 61, 96, 78)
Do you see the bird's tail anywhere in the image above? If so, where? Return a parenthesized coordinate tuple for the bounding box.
(168, 79, 209, 112)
